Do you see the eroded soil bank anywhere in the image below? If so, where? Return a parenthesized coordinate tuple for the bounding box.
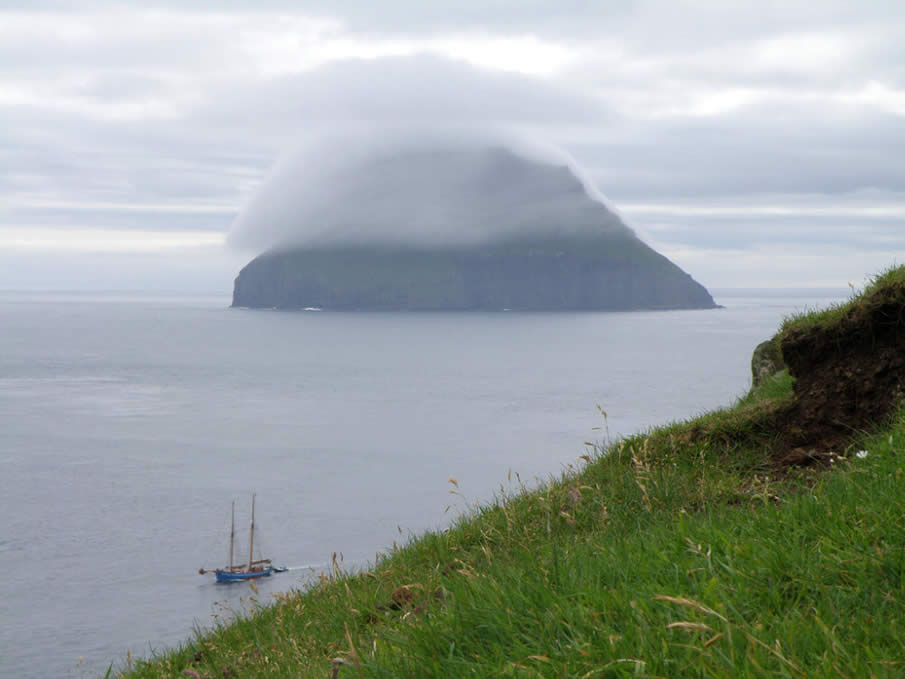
(775, 285, 905, 465)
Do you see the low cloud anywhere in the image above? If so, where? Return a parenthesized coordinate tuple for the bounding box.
(228, 126, 622, 253)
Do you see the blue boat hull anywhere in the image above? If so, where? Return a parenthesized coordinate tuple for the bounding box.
(215, 568, 273, 583)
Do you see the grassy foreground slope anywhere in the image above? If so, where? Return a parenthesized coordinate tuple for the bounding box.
(124, 267, 905, 678)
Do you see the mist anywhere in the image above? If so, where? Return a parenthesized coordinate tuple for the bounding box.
(227, 126, 631, 254)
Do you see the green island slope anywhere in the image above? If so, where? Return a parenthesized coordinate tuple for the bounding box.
(123, 266, 905, 678)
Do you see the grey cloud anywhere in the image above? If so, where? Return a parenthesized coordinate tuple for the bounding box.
(10, 1, 899, 43)
(570, 109, 905, 200)
(0, 105, 271, 213)
(0, 205, 231, 232)
(71, 73, 173, 100)
(633, 216, 905, 252)
(195, 55, 611, 127)
(0, 21, 231, 78)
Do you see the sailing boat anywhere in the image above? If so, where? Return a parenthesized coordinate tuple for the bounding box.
(199, 494, 283, 582)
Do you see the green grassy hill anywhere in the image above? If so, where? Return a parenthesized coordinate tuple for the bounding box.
(124, 266, 905, 678)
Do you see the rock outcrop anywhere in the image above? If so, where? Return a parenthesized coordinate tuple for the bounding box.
(751, 336, 785, 388)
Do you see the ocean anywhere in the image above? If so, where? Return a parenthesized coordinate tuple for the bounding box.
(0, 290, 843, 678)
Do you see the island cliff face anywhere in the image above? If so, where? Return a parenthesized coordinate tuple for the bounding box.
(232, 234, 716, 311)
(231, 148, 717, 311)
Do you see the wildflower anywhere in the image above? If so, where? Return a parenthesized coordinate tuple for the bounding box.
(856, 450, 869, 459)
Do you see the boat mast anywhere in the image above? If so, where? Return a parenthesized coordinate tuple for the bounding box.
(229, 500, 235, 571)
(247, 493, 256, 571)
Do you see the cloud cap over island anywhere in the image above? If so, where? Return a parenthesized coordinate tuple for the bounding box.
(228, 126, 627, 252)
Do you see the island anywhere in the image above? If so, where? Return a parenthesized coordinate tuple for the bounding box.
(231, 148, 717, 311)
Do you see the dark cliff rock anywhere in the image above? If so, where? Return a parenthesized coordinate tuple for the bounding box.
(232, 231, 717, 311)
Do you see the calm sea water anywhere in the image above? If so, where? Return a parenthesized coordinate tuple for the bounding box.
(0, 290, 843, 678)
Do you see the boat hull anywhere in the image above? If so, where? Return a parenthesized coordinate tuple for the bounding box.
(215, 568, 273, 583)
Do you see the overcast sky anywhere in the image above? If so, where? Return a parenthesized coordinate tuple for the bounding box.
(2, 1, 903, 293)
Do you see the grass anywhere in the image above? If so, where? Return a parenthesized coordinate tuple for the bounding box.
(118, 265, 905, 678)
(780, 263, 905, 336)
(117, 374, 905, 678)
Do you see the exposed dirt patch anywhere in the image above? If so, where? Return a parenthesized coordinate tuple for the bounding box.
(773, 292, 905, 467)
